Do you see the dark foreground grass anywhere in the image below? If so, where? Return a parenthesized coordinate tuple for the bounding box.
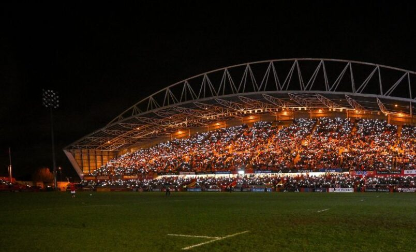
(0, 192, 415, 252)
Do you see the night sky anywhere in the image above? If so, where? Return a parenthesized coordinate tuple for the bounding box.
(1, 1, 415, 180)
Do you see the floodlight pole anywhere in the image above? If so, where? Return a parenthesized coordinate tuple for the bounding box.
(50, 106, 57, 190)
(43, 89, 59, 191)
(8, 147, 12, 182)
(58, 167, 62, 182)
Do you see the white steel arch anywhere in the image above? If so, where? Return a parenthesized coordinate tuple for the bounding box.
(66, 58, 416, 152)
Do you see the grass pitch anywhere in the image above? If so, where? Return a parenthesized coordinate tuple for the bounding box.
(1, 192, 415, 252)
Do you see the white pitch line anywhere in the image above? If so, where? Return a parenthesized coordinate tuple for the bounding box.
(181, 230, 250, 250)
(167, 234, 220, 239)
(221, 230, 250, 239)
(317, 208, 329, 213)
(182, 238, 221, 250)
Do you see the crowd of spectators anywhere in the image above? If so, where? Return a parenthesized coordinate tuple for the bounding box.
(89, 118, 415, 177)
(80, 173, 416, 191)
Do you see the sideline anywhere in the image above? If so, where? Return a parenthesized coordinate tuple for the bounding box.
(0, 204, 117, 213)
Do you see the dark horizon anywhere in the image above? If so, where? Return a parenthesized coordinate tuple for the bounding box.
(1, 1, 416, 180)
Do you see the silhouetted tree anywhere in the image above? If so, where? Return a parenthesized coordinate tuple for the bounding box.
(32, 168, 54, 183)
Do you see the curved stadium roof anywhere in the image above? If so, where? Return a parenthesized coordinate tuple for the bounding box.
(65, 58, 416, 152)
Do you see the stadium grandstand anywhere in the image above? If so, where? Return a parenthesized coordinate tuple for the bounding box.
(64, 58, 416, 191)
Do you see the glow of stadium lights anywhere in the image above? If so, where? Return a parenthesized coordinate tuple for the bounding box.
(107, 141, 111, 144)
(283, 111, 288, 115)
(249, 116, 254, 119)
(398, 113, 403, 117)
(395, 104, 398, 107)
(177, 130, 183, 134)
(136, 127, 140, 130)
(318, 109, 323, 113)
(216, 122, 220, 126)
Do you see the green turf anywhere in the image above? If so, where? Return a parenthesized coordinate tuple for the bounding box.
(0, 192, 415, 252)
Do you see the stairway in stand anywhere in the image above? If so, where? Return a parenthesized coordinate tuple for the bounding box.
(397, 125, 402, 137)
(351, 118, 358, 135)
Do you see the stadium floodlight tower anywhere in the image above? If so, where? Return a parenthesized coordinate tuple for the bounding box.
(43, 89, 59, 190)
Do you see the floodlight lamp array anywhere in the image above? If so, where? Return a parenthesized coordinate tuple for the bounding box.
(42, 89, 60, 109)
